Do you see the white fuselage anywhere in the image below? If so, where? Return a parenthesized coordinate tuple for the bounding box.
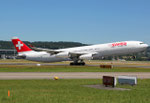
(19, 41, 149, 62)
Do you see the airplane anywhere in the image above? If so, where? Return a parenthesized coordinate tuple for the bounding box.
(11, 37, 149, 65)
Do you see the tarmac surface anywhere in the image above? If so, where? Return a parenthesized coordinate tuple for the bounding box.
(0, 62, 150, 68)
(0, 72, 150, 80)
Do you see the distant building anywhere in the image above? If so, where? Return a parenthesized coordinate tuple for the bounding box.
(0, 49, 17, 59)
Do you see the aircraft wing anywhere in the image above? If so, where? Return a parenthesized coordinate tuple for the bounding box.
(30, 46, 86, 57)
(29, 44, 98, 59)
(29, 44, 61, 54)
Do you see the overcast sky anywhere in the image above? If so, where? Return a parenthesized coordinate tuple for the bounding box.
(0, 0, 150, 45)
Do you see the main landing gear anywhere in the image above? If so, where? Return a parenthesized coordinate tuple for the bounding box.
(70, 60, 85, 66)
(132, 56, 136, 59)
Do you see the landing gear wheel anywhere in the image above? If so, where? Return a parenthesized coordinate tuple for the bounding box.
(80, 62, 85, 65)
(132, 56, 136, 59)
(70, 62, 85, 66)
(70, 62, 74, 65)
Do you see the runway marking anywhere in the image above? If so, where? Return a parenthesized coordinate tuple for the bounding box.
(0, 72, 150, 80)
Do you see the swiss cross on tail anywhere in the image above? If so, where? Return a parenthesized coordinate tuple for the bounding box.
(11, 37, 32, 53)
(16, 41, 23, 50)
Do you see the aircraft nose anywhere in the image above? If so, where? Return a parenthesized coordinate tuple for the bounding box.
(144, 44, 149, 48)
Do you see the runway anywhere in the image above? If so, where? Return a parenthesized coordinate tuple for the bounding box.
(0, 62, 150, 68)
(0, 72, 150, 80)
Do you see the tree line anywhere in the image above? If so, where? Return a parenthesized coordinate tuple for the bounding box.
(0, 40, 87, 49)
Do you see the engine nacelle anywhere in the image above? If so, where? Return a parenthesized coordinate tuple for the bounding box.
(79, 54, 93, 60)
(56, 52, 69, 58)
(17, 54, 26, 59)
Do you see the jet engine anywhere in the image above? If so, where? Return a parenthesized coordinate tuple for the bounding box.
(17, 54, 26, 59)
(56, 52, 69, 58)
(79, 54, 93, 60)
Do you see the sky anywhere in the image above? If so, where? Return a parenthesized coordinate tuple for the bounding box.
(0, 0, 150, 45)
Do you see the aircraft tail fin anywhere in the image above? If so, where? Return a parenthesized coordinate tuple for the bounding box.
(11, 37, 32, 53)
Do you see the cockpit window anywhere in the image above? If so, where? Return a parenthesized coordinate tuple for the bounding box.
(140, 42, 144, 44)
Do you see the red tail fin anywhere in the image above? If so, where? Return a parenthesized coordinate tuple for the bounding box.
(12, 37, 32, 53)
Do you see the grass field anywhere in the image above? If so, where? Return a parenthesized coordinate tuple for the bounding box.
(0, 79, 150, 103)
(0, 59, 150, 103)
(0, 65, 150, 72)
